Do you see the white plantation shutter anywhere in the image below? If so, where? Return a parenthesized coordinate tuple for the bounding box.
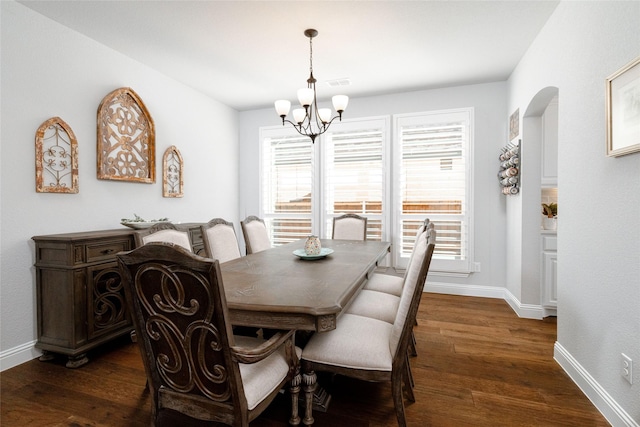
(394, 109, 473, 273)
(260, 110, 472, 273)
(260, 128, 314, 245)
(322, 118, 388, 240)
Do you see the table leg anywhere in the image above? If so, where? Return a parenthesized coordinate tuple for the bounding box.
(302, 370, 317, 425)
(310, 384, 331, 412)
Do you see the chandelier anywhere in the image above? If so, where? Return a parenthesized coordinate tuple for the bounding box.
(274, 29, 349, 144)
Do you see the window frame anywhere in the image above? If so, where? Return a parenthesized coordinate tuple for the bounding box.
(392, 108, 475, 274)
(258, 126, 317, 245)
(319, 117, 391, 241)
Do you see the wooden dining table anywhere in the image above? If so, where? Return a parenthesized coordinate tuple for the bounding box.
(219, 238, 391, 425)
(220, 238, 391, 332)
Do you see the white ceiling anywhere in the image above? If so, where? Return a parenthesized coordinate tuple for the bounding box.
(18, 0, 559, 111)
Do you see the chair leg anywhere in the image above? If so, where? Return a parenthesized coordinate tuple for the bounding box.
(391, 374, 407, 427)
(405, 354, 415, 390)
(403, 362, 415, 404)
(408, 330, 418, 357)
(289, 367, 302, 426)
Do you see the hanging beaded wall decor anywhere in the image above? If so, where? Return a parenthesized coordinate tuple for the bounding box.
(35, 117, 79, 193)
(162, 145, 184, 198)
(498, 139, 520, 195)
(97, 87, 155, 183)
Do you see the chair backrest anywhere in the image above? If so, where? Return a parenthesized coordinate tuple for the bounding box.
(332, 214, 367, 240)
(240, 216, 271, 254)
(134, 222, 192, 252)
(402, 218, 432, 279)
(117, 243, 243, 425)
(201, 218, 242, 263)
(389, 227, 436, 359)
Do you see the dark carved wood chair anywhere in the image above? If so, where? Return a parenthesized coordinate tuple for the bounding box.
(134, 222, 193, 252)
(301, 227, 436, 427)
(117, 243, 301, 426)
(240, 216, 271, 255)
(332, 213, 367, 240)
(201, 218, 242, 263)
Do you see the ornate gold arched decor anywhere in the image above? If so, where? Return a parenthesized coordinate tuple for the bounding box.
(35, 117, 79, 193)
(163, 145, 184, 198)
(97, 87, 155, 183)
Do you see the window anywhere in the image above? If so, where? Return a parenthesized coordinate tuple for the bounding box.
(259, 128, 314, 245)
(393, 109, 474, 273)
(260, 109, 473, 274)
(322, 118, 388, 240)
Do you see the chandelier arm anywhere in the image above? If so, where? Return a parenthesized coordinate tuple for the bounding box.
(322, 113, 344, 128)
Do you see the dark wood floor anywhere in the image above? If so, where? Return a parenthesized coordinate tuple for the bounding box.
(1, 293, 609, 426)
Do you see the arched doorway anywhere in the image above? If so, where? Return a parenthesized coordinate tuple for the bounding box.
(521, 87, 559, 318)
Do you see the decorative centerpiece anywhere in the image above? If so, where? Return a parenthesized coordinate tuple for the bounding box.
(121, 213, 170, 229)
(304, 235, 322, 255)
(541, 203, 558, 230)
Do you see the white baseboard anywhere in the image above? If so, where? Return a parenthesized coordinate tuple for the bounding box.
(0, 340, 41, 372)
(503, 288, 546, 320)
(555, 342, 639, 427)
(425, 280, 506, 299)
(425, 281, 553, 320)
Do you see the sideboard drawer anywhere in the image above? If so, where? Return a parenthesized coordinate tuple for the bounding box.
(86, 239, 131, 262)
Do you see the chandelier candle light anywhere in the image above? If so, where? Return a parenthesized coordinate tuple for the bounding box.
(274, 29, 349, 143)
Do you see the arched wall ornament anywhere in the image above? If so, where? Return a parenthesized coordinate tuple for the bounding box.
(35, 117, 79, 193)
(163, 145, 184, 198)
(97, 87, 155, 183)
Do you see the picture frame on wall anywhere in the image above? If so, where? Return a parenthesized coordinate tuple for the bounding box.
(606, 56, 640, 157)
(509, 108, 519, 141)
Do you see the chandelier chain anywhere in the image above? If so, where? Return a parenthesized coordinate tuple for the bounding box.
(309, 36, 313, 76)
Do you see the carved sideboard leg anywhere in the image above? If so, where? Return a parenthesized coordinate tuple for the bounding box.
(289, 367, 302, 426)
(65, 353, 89, 369)
(302, 370, 317, 425)
(38, 350, 56, 362)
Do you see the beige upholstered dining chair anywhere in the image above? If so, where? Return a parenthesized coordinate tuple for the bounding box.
(332, 213, 367, 240)
(117, 243, 302, 427)
(201, 218, 242, 263)
(133, 222, 193, 252)
(301, 227, 436, 427)
(363, 219, 431, 297)
(240, 216, 271, 254)
(357, 219, 433, 358)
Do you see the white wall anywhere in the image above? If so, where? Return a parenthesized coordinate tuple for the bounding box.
(0, 1, 239, 369)
(239, 82, 509, 293)
(508, 1, 639, 424)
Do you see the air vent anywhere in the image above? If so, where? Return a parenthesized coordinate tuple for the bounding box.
(326, 78, 351, 88)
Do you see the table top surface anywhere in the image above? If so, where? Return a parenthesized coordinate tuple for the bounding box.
(220, 239, 390, 331)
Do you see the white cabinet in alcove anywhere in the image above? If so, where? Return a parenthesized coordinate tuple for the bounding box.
(541, 233, 558, 308)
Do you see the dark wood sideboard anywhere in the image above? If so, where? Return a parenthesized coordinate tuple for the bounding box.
(32, 224, 204, 368)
